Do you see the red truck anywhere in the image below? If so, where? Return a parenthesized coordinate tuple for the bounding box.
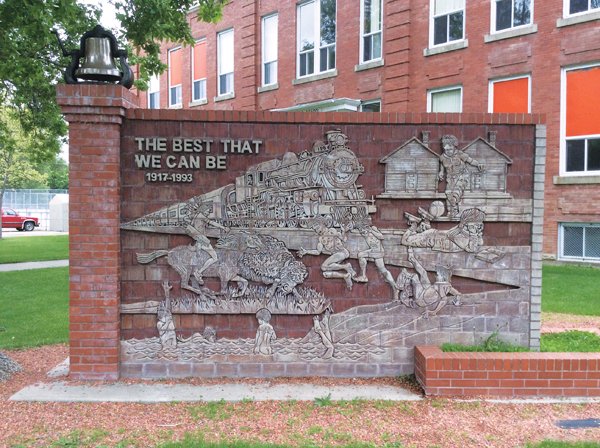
(1, 207, 40, 231)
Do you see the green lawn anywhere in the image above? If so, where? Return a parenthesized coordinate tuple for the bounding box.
(542, 265, 600, 316)
(0, 235, 69, 264)
(0, 267, 69, 349)
(442, 330, 600, 353)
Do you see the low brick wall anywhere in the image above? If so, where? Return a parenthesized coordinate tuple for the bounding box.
(415, 346, 600, 397)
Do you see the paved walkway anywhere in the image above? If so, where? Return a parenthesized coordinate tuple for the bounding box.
(1, 230, 68, 237)
(10, 382, 422, 403)
(0, 259, 69, 272)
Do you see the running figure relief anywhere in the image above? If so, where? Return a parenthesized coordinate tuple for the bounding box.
(439, 134, 486, 219)
(354, 219, 400, 301)
(297, 220, 356, 290)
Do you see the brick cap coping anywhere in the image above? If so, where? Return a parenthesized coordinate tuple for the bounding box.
(123, 108, 545, 125)
(416, 345, 600, 365)
(56, 84, 139, 109)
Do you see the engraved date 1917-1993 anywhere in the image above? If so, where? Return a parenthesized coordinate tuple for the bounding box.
(146, 173, 193, 182)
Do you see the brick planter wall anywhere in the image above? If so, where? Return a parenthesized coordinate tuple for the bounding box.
(415, 346, 600, 397)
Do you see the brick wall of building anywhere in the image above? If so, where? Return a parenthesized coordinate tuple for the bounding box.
(135, 0, 600, 260)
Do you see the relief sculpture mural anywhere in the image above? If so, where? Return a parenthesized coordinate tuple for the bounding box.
(120, 129, 534, 375)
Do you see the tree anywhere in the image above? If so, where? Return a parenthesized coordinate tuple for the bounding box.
(44, 158, 69, 190)
(0, 107, 52, 240)
(0, 0, 230, 129)
(0, 0, 230, 238)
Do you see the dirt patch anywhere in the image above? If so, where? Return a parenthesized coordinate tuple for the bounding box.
(541, 312, 600, 336)
(1, 343, 600, 448)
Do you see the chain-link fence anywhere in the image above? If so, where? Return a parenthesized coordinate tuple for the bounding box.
(2, 189, 68, 231)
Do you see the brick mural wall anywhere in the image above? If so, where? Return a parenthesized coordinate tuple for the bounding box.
(115, 109, 543, 379)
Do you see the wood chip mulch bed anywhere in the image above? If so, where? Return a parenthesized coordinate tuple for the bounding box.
(1, 344, 599, 448)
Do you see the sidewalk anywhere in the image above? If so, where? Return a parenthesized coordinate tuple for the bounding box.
(1, 230, 68, 237)
(10, 382, 422, 403)
(0, 259, 69, 272)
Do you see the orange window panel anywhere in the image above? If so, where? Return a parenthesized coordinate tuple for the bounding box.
(193, 41, 207, 81)
(170, 48, 182, 87)
(493, 78, 529, 114)
(567, 67, 600, 137)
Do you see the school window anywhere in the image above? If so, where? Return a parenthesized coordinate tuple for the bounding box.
(428, 86, 462, 112)
(361, 0, 382, 63)
(262, 14, 278, 86)
(431, 0, 464, 47)
(361, 100, 381, 112)
(562, 65, 600, 174)
(192, 39, 207, 102)
(559, 223, 600, 261)
(148, 75, 159, 109)
(168, 48, 182, 106)
(493, 0, 531, 32)
(297, 0, 336, 78)
(218, 29, 234, 96)
(566, 0, 600, 16)
(489, 75, 530, 113)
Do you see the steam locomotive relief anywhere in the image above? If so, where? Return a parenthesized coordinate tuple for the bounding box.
(223, 130, 375, 229)
(122, 130, 377, 233)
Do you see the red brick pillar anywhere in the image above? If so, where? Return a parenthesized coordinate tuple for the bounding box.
(57, 84, 139, 380)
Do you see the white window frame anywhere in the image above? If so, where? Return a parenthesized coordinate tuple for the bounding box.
(560, 62, 600, 177)
(147, 74, 160, 109)
(296, 0, 337, 79)
(168, 46, 182, 107)
(360, 99, 381, 112)
(360, 0, 383, 64)
(563, 0, 600, 18)
(427, 85, 463, 112)
(217, 28, 234, 97)
(488, 74, 531, 113)
(262, 13, 278, 87)
(558, 222, 600, 261)
(491, 0, 533, 34)
(429, 0, 465, 48)
(192, 38, 207, 102)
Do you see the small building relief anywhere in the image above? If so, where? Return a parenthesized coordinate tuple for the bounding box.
(378, 132, 527, 222)
(379, 135, 440, 198)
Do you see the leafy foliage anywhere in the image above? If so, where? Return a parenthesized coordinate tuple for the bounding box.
(114, 0, 229, 90)
(314, 393, 333, 407)
(0, 107, 52, 231)
(0, 0, 97, 148)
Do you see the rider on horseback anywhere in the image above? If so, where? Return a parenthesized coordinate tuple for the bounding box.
(186, 207, 226, 285)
